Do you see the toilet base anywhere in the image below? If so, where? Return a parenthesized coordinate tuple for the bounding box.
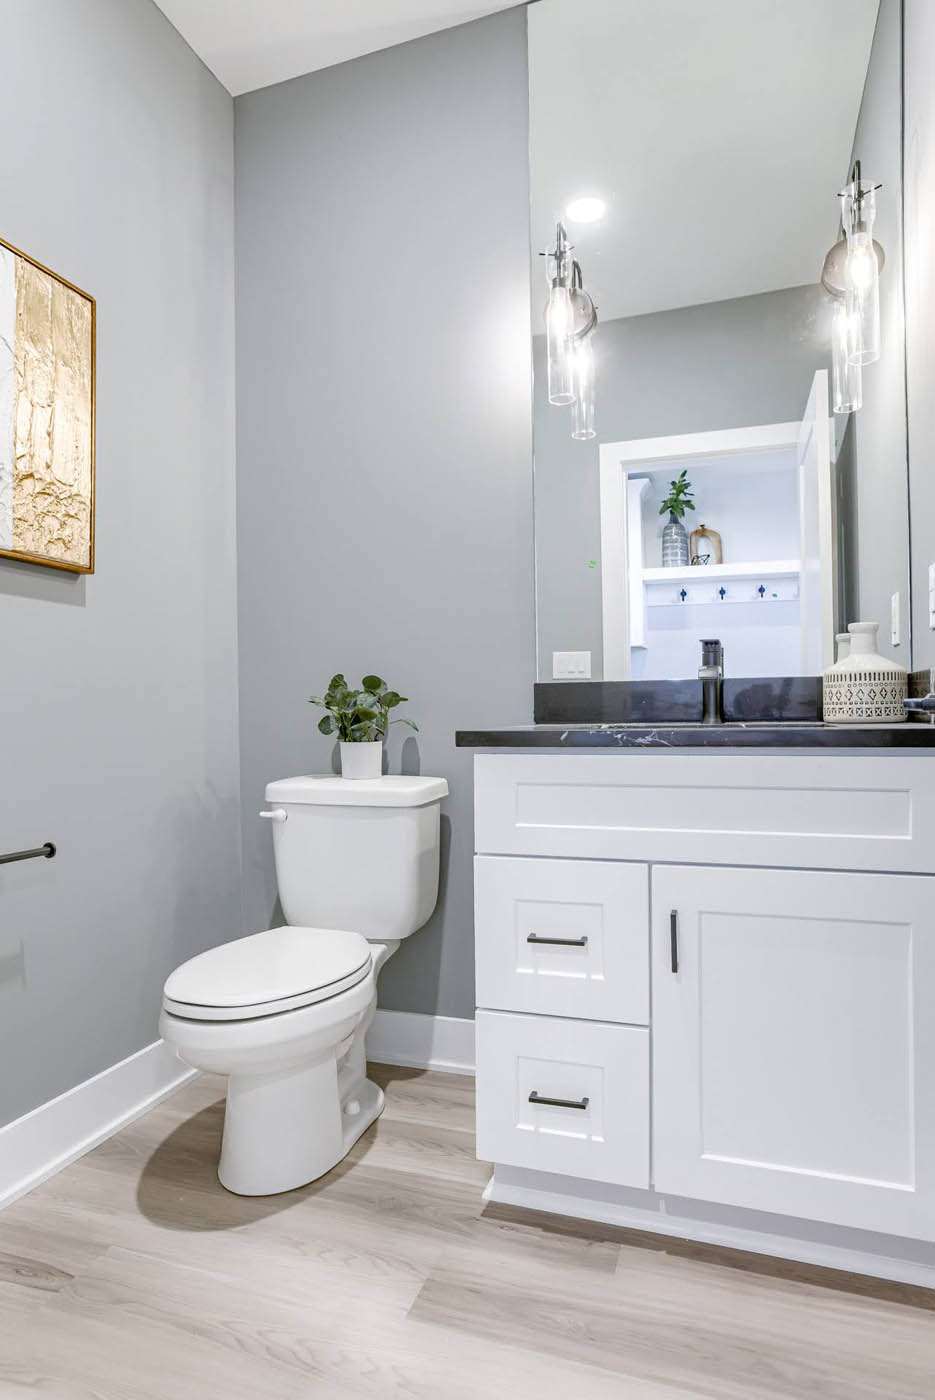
(218, 1064, 384, 1197)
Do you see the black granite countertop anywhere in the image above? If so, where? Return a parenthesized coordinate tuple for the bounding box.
(455, 722, 935, 749)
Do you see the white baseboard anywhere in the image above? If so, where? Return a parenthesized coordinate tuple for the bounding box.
(483, 1168, 935, 1290)
(0, 1040, 196, 1211)
(366, 1009, 475, 1074)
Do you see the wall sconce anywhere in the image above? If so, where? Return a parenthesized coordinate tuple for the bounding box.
(541, 225, 598, 438)
(830, 297, 862, 415)
(821, 160, 883, 412)
(542, 222, 575, 405)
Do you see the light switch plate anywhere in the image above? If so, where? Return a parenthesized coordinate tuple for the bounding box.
(891, 591, 901, 647)
(553, 650, 592, 679)
(930, 564, 935, 630)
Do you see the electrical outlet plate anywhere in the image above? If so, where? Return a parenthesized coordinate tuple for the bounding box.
(553, 650, 592, 679)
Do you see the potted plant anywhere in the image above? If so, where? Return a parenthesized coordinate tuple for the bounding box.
(309, 673, 418, 779)
(659, 469, 695, 567)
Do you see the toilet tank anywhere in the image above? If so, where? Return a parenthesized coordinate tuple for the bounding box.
(263, 775, 448, 941)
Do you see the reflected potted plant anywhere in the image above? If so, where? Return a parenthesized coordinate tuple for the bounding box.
(659, 470, 695, 567)
(309, 673, 418, 779)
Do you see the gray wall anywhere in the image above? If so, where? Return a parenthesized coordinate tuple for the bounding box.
(535, 283, 829, 677)
(905, 0, 935, 670)
(842, 0, 910, 663)
(234, 9, 534, 1021)
(0, 0, 239, 1125)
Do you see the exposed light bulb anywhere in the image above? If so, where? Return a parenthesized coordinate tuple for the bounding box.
(846, 236, 876, 292)
(565, 196, 606, 224)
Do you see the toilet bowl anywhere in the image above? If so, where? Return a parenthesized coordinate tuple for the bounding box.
(160, 774, 448, 1195)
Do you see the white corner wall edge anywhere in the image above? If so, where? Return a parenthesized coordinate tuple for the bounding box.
(366, 1010, 475, 1074)
(0, 1040, 196, 1212)
(483, 1170, 935, 1290)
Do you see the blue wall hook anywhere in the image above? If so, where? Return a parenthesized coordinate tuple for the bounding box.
(758, 585, 766, 598)
(679, 588, 687, 602)
(718, 586, 727, 600)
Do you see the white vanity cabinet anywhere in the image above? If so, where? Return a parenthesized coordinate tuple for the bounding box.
(473, 751, 935, 1256)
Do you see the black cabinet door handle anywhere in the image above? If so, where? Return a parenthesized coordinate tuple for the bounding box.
(670, 910, 679, 974)
(526, 933, 588, 947)
(528, 1091, 589, 1110)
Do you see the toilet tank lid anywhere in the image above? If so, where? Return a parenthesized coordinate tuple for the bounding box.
(265, 775, 449, 808)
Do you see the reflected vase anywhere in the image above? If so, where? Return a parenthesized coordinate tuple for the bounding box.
(661, 512, 689, 568)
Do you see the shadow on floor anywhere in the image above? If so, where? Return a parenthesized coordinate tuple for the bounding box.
(134, 1063, 414, 1232)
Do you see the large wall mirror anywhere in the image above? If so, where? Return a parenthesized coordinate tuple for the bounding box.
(530, 0, 910, 682)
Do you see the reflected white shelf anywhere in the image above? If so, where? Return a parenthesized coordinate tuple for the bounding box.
(642, 559, 800, 584)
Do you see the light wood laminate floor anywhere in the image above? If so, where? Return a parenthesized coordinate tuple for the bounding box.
(0, 1064, 933, 1399)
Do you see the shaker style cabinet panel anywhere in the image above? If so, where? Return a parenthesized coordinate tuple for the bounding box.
(475, 1009, 650, 1187)
(652, 865, 935, 1240)
(475, 856, 649, 1023)
(473, 753, 935, 874)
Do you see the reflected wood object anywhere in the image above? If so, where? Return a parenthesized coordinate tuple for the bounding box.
(690, 523, 723, 565)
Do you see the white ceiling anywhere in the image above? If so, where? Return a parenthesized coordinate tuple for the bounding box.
(530, 0, 880, 322)
(152, 0, 519, 95)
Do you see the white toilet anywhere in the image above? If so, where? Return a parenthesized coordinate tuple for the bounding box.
(160, 773, 448, 1195)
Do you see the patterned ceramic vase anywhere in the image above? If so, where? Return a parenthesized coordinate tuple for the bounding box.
(661, 512, 689, 567)
(823, 621, 907, 724)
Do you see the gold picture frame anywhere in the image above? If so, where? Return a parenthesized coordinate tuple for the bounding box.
(0, 233, 96, 574)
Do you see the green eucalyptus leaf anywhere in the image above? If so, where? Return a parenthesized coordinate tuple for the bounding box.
(361, 674, 385, 693)
(318, 714, 337, 735)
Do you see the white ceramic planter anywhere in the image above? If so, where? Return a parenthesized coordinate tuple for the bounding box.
(340, 740, 383, 779)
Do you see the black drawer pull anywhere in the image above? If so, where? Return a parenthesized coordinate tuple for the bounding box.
(526, 933, 588, 947)
(528, 1091, 589, 1111)
(670, 910, 679, 974)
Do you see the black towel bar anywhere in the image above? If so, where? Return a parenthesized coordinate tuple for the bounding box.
(0, 843, 56, 866)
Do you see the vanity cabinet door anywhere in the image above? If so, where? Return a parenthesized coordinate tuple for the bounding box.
(652, 865, 935, 1240)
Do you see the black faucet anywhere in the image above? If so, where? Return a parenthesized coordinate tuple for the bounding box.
(699, 638, 724, 725)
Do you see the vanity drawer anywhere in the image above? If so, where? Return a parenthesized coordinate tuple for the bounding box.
(474, 753, 935, 874)
(475, 1009, 650, 1187)
(475, 856, 648, 1023)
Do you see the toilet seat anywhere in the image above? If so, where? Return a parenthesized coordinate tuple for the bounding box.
(163, 926, 372, 1022)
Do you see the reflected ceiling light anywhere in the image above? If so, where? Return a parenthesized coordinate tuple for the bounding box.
(565, 195, 606, 224)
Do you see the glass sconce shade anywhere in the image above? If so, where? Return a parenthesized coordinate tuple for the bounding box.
(546, 281, 575, 405)
(840, 183, 880, 365)
(831, 296, 862, 414)
(571, 334, 596, 439)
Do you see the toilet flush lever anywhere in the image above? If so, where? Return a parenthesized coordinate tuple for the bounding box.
(259, 808, 287, 823)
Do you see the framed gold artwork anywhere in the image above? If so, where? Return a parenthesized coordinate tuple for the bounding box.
(0, 234, 95, 573)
